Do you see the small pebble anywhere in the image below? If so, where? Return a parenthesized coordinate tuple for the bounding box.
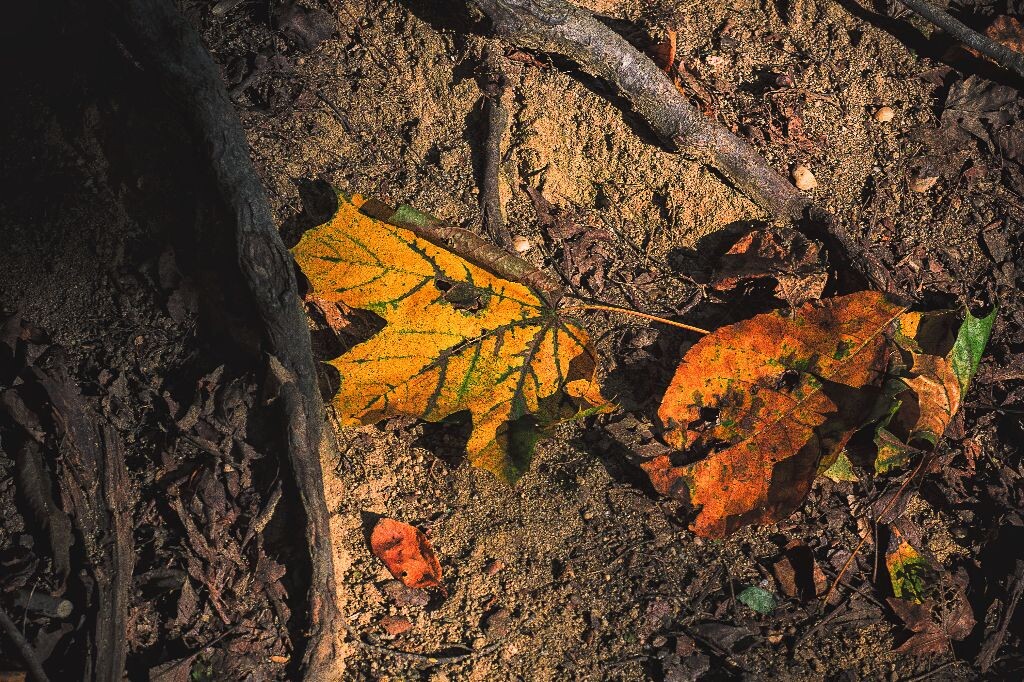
(513, 236, 531, 254)
(484, 559, 505, 576)
(874, 106, 895, 123)
(651, 634, 668, 648)
(792, 165, 817, 191)
(910, 175, 938, 192)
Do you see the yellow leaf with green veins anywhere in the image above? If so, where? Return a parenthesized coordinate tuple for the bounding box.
(291, 193, 607, 482)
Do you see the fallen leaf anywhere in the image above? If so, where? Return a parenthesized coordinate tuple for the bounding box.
(292, 193, 607, 482)
(879, 308, 995, 458)
(648, 29, 677, 72)
(711, 228, 827, 306)
(888, 598, 949, 656)
(887, 568, 975, 657)
(886, 529, 931, 603)
(985, 16, 1024, 56)
(737, 585, 777, 614)
(772, 540, 827, 600)
(821, 450, 859, 482)
(370, 518, 442, 589)
(646, 292, 905, 537)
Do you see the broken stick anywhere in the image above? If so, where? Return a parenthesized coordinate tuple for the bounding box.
(895, 0, 1024, 81)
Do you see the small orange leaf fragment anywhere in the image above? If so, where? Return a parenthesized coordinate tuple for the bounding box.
(648, 291, 907, 538)
(370, 518, 442, 589)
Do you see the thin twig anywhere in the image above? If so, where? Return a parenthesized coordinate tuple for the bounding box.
(480, 44, 513, 247)
(895, 0, 1024, 80)
(561, 303, 710, 334)
(0, 604, 50, 682)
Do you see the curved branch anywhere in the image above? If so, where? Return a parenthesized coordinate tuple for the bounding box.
(475, 0, 808, 221)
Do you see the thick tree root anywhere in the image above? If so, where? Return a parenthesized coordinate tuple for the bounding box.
(101, 0, 343, 676)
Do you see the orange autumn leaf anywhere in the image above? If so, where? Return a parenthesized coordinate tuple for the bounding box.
(370, 518, 442, 589)
(291, 193, 608, 483)
(645, 292, 906, 538)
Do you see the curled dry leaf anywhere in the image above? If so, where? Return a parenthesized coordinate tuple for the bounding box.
(887, 570, 975, 657)
(644, 292, 906, 538)
(370, 518, 442, 590)
(291, 193, 608, 482)
(711, 227, 827, 306)
(877, 307, 995, 467)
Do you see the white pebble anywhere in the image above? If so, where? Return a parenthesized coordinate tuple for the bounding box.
(792, 165, 817, 191)
(513, 236, 532, 254)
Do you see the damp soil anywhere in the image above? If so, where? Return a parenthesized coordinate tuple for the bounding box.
(2, 0, 1023, 680)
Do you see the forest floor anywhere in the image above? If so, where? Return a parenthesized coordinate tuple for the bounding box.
(1, 0, 1023, 680)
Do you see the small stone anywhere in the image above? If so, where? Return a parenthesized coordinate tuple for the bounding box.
(513, 236, 531, 254)
(910, 175, 938, 192)
(874, 106, 895, 123)
(380, 615, 412, 635)
(472, 636, 487, 649)
(768, 632, 784, 645)
(792, 165, 817, 191)
(651, 634, 668, 648)
(484, 559, 505, 576)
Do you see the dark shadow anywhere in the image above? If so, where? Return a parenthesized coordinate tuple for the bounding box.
(414, 411, 473, 470)
(279, 178, 338, 248)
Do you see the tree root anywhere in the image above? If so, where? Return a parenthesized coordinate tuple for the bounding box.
(101, 0, 342, 676)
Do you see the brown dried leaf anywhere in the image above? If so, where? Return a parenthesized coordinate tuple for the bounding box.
(711, 228, 827, 306)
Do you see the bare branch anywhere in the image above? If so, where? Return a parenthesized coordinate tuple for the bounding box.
(474, 0, 808, 222)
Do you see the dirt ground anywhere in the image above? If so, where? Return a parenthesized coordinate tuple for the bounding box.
(2, 0, 1023, 680)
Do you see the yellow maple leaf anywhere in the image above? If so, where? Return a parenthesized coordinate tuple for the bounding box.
(291, 193, 607, 482)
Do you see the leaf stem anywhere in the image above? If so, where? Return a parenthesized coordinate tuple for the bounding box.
(561, 303, 710, 335)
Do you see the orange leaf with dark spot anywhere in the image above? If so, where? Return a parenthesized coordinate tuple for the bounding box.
(370, 518, 442, 589)
(646, 292, 906, 538)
